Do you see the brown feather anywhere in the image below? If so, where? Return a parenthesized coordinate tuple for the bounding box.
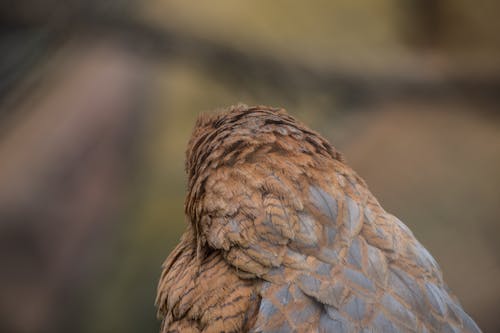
(156, 105, 481, 333)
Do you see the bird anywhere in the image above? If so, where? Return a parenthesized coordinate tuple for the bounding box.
(156, 104, 481, 333)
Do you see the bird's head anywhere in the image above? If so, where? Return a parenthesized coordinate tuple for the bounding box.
(184, 104, 343, 226)
(185, 104, 288, 180)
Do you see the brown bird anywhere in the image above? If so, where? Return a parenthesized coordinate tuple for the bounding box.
(156, 105, 481, 333)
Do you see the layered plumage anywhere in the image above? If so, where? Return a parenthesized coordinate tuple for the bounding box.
(156, 105, 481, 333)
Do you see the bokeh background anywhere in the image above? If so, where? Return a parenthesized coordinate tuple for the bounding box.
(1, 1, 499, 332)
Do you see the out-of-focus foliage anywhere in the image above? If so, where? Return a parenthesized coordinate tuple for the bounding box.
(0, 1, 499, 333)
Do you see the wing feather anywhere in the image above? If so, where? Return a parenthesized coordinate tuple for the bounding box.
(199, 157, 480, 333)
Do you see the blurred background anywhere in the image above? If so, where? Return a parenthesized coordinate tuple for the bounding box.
(0, 1, 499, 332)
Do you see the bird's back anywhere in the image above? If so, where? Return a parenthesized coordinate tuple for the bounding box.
(156, 105, 481, 333)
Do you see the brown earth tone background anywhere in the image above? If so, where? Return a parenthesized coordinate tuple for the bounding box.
(0, 1, 499, 332)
